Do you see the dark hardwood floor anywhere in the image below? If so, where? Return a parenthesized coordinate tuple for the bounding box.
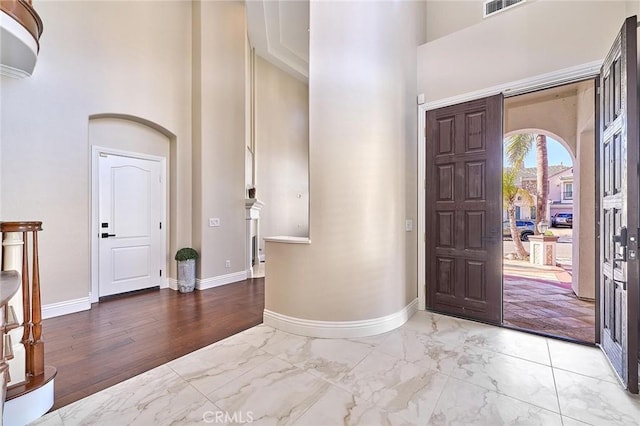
(42, 278, 264, 411)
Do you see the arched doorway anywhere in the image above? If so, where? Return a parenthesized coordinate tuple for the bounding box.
(88, 114, 176, 301)
(502, 81, 597, 343)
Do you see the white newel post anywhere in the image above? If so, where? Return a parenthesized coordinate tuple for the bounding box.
(1, 232, 27, 385)
(245, 199, 265, 278)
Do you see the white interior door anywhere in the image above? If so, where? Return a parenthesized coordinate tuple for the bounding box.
(98, 153, 163, 297)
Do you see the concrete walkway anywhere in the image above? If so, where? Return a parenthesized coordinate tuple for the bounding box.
(503, 259, 596, 343)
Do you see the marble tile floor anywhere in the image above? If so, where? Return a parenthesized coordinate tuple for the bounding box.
(33, 311, 638, 426)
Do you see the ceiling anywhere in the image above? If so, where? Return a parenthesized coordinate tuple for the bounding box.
(246, 0, 309, 82)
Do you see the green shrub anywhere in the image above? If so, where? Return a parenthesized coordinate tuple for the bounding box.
(175, 247, 199, 261)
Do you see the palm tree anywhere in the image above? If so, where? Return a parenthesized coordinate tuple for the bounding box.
(504, 133, 549, 233)
(504, 133, 533, 170)
(503, 169, 533, 260)
(535, 134, 549, 230)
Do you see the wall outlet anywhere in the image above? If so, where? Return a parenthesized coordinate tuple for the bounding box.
(209, 218, 220, 227)
(405, 219, 413, 232)
(225, 260, 231, 268)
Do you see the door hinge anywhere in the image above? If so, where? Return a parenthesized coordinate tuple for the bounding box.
(160, 269, 162, 277)
(159, 222, 162, 230)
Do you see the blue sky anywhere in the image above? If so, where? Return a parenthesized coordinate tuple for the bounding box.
(503, 136, 573, 168)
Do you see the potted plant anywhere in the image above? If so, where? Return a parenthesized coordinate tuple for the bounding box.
(175, 247, 199, 293)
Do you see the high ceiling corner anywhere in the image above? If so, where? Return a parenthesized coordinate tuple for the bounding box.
(246, 0, 309, 82)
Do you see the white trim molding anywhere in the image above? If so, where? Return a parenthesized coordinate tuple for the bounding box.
(423, 60, 601, 111)
(264, 299, 419, 338)
(263, 236, 311, 244)
(417, 104, 426, 311)
(42, 297, 91, 319)
(196, 271, 248, 291)
(167, 278, 178, 291)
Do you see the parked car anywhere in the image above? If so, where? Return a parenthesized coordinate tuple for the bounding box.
(552, 213, 573, 228)
(502, 220, 536, 241)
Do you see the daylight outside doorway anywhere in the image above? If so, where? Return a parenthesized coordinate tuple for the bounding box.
(502, 81, 597, 343)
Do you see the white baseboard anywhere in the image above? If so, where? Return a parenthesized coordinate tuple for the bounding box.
(264, 298, 419, 338)
(42, 297, 91, 319)
(167, 278, 178, 291)
(196, 271, 248, 291)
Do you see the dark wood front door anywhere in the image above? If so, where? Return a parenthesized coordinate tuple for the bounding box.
(598, 16, 639, 394)
(426, 95, 503, 324)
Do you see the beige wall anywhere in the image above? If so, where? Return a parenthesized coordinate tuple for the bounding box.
(0, 1, 192, 305)
(265, 0, 426, 322)
(192, 1, 247, 279)
(426, 0, 489, 42)
(573, 82, 597, 300)
(418, 1, 629, 103)
(504, 90, 578, 156)
(89, 118, 171, 159)
(255, 55, 309, 253)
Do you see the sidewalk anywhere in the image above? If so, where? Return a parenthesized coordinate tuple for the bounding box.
(503, 259, 573, 288)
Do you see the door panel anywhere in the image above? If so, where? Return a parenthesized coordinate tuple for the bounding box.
(426, 95, 503, 324)
(99, 154, 163, 297)
(598, 15, 639, 394)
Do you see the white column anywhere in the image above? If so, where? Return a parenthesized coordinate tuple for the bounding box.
(245, 199, 264, 278)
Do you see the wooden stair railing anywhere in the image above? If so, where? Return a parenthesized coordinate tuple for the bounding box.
(0, 221, 56, 405)
(0, 0, 44, 49)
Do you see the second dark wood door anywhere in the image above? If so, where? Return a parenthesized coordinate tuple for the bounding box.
(426, 95, 503, 324)
(598, 15, 639, 394)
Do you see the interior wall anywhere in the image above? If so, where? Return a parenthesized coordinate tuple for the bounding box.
(418, 1, 629, 103)
(0, 0, 192, 305)
(265, 0, 426, 323)
(504, 92, 578, 155)
(193, 0, 247, 280)
(255, 55, 309, 253)
(627, 1, 640, 16)
(89, 118, 171, 159)
(425, 0, 503, 42)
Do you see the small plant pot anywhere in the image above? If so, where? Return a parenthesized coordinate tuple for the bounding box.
(177, 259, 196, 293)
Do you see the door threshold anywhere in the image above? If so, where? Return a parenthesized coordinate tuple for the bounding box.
(98, 286, 160, 302)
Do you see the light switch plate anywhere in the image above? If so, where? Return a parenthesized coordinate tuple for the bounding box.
(405, 220, 413, 232)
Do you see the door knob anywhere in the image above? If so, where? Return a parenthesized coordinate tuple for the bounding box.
(101, 233, 116, 238)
